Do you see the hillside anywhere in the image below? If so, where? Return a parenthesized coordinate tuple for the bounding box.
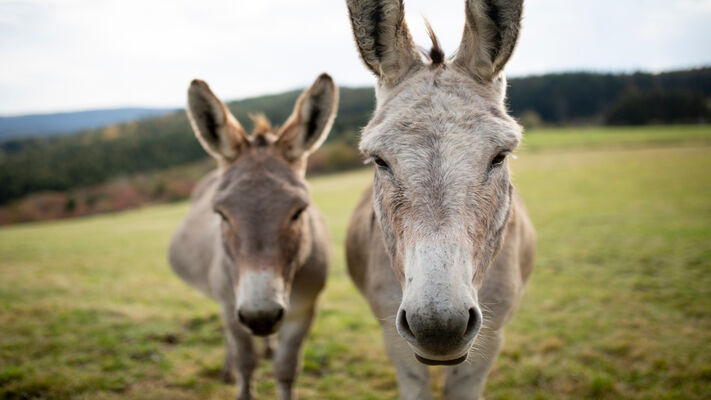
(0, 67, 709, 205)
(0, 108, 176, 141)
(2, 126, 709, 225)
(508, 68, 711, 123)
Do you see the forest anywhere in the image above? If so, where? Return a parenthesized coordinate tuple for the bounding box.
(0, 67, 709, 207)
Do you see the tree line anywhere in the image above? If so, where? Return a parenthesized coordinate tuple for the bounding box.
(1, 67, 709, 204)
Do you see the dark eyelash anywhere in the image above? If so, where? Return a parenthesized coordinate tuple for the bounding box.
(491, 154, 506, 166)
(490, 151, 512, 170)
(214, 209, 228, 222)
(291, 207, 306, 222)
(371, 156, 392, 173)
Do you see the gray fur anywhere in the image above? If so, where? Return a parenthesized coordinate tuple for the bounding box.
(347, 0, 422, 88)
(170, 74, 338, 400)
(454, 0, 524, 81)
(346, 1, 535, 399)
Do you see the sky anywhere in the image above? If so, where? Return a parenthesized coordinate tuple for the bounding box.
(1, 0, 710, 116)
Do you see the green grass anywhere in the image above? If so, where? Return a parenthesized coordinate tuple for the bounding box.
(522, 124, 711, 150)
(1, 125, 710, 399)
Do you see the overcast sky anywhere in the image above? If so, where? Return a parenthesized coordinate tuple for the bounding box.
(1, 0, 710, 116)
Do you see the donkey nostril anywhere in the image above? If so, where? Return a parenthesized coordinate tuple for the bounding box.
(464, 308, 480, 338)
(397, 309, 415, 339)
(275, 307, 284, 322)
(238, 310, 247, 325)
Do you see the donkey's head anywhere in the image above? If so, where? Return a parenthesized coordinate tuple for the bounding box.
(347, 0, 523, 364)
(187, 74, 338, 336)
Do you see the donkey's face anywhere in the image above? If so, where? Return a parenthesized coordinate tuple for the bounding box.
(348, 0, 524, 365)
(187, 74, 338, 336)
(213, 151, 310, 337)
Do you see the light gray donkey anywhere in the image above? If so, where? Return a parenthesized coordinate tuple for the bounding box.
(345, 0, 536, 398)
(169, 73, 338, 400)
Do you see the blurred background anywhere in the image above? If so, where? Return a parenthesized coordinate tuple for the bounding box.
(1, 0, 709, 399)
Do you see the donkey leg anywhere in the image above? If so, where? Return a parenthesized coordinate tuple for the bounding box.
(263, 336, 276, 360)
(221, 330, 237, 384)
(443, 330, 504, 400)
(221, 305, 258, 400)
(273, 303, 316, 400)
(381, 323, 434, 400)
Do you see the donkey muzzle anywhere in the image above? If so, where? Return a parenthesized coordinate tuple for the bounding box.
(396, 304, 482, 365)
(237, 305, 285, 336)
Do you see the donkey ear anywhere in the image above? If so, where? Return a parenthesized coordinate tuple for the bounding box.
(346, 0, 422, 88)
(454, 0, 523, 82)
(277, 74, 338, 162)
(187, 79, 248, 161)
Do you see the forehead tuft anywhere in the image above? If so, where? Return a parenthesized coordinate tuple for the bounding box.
(248, 113, 279, 147)
(250, 113, 274, 135)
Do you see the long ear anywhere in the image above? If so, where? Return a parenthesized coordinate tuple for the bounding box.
(187, 79, 248, 161)
(453, 0, 523, 82)
(346, 0, 422, 88)
(277, 73, 338, 162)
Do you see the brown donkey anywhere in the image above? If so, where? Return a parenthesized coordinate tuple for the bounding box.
(169, 74, 338, 400)
(345, 0, 536, 398)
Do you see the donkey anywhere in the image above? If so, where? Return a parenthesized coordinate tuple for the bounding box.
(169, 73, 338, 400)
(345, 0, 536, 398)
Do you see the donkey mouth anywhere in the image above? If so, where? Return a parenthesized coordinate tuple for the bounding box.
(250, 327, 278, 337)
(415, 353, 468, 366)
(245, 321, 282, 337)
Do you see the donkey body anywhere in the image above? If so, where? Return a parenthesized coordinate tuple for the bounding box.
(169, 74, 338, 400)
(345, 1, 535, 398)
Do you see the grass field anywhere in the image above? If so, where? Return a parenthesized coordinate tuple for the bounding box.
(1, 125, 710, 399)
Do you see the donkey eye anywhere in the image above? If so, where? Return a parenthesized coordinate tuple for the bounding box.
(291, 207, 306, 222)
(373, 156, 392, 173)
(490, 153, 507, 169)
(215, 209, 228, 222)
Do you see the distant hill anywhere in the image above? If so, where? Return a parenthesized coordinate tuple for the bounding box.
(507, 67, 711, 123)
(0, 67, 709, 204)
(0, 107, 177, 141)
